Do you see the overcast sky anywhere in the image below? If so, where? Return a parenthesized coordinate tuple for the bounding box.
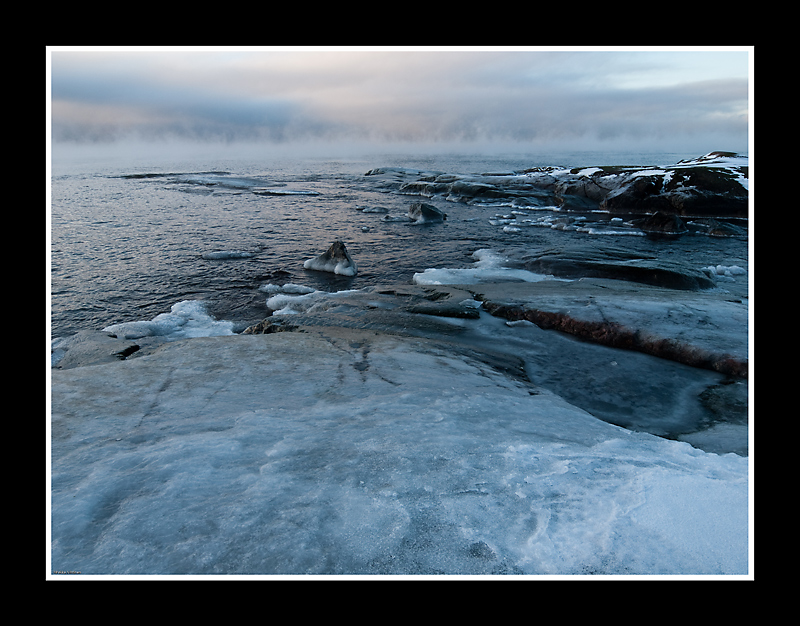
(48, 47, 751, 156)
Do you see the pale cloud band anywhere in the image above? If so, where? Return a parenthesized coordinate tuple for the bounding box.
(49, 47, 750, 152)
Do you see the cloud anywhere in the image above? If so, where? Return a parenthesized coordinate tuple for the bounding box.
(49, 48, 750, 151)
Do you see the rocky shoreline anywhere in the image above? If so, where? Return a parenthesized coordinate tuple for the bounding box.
(51, 235, 750, 462)
(52, 276, 748, 379)
(366, 151, 749, 229)
(52, 240, 749, 381)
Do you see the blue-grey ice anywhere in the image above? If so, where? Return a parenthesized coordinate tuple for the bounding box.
(50, 330, 748, 576)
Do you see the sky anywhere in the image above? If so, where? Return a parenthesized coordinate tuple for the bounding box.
(48, 47, 751, 158)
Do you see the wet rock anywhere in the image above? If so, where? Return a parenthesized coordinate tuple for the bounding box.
(554, 192, 602, 212)
(520, 245, 715, 290)
(408, 202, 447, 223)
(631, 212, 689, 237)
(385, 152, 748, 218)
(398, 180, 450, 196)
(405, 298, 482, 319)
(242, 319, 302, 334)
(689, 218, 748, 238)
(51, 330, 143, 369)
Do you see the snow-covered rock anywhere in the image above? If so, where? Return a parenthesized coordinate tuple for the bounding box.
(102, 301, 236, 342)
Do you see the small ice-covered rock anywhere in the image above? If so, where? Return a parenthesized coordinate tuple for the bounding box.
(506, 319, 535, 327)
(303, 241, 358, 277)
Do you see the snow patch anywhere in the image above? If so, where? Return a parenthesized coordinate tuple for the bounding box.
(102, 301, 235, 341)
(702, 264, 747, 282)
(267, 289, 361, 315)
(413, 249, 566, 286)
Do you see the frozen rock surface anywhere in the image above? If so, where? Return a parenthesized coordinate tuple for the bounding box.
(51, 330, 748, 576)
(473, 278, 748, 378)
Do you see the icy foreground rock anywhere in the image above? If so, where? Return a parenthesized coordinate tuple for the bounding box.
(51, 330, 748, 576)
(472, 278, 748, 378)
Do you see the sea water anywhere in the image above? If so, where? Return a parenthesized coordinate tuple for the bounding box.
(50, 148, 748, 339)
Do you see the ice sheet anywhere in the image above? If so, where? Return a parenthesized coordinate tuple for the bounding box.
(50, 332, 749, 576)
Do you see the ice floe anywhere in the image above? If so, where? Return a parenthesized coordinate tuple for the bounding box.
(201, 250, 257, 260)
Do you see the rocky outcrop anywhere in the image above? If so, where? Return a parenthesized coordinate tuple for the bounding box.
(689, 218, 747, 238)
(405, 292, 482, 318)
(370, 152, 748, 218)
(50, 330, 749, 575)
(50, 330, 179, 370)
(565, 152, 748, 218)
(51, 330, 142, 369)
(470, 278, 748, 379)
(600, 163, 748, 217)
(482, 300, 747, 379)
